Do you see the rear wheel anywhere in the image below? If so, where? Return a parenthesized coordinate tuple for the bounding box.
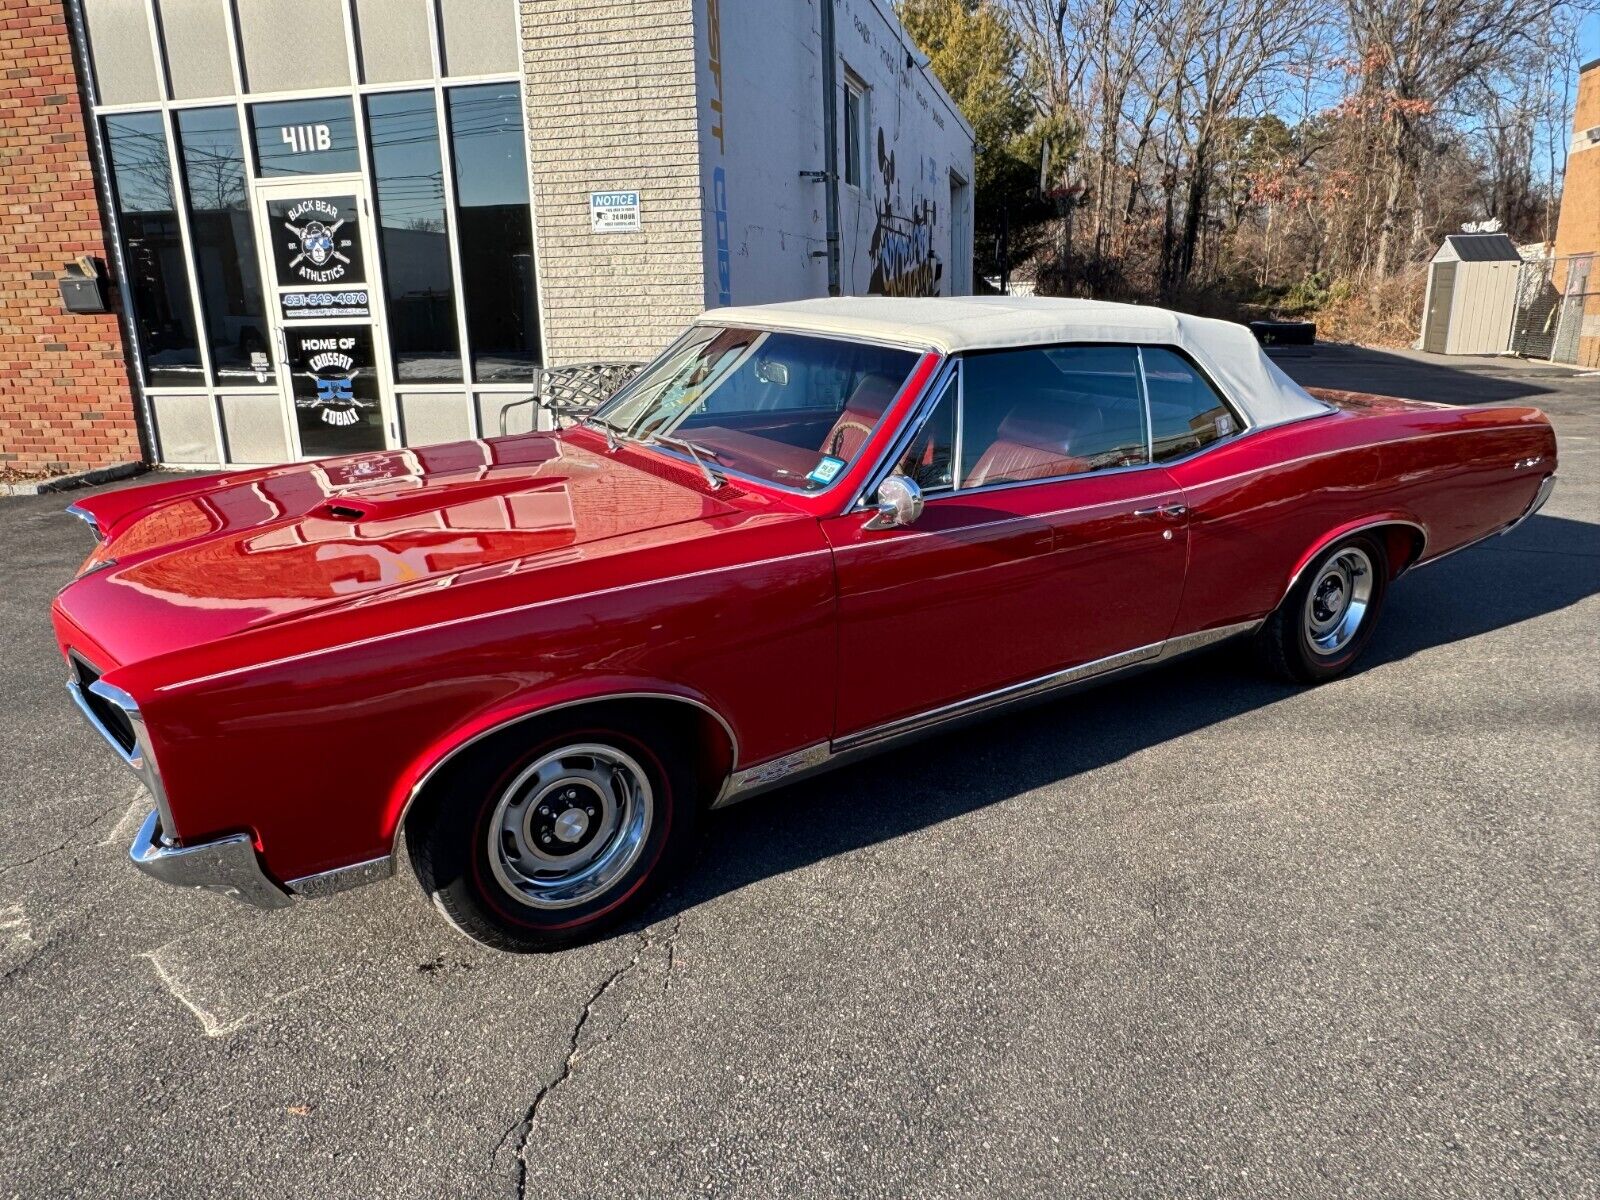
(408, 719, 699, 952)
(1257, 533, 1388, 684)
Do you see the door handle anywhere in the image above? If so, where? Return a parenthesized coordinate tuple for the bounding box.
(1133, 503, 1188, 520)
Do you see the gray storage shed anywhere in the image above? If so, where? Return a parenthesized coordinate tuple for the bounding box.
(1420, 233, 1524, 354)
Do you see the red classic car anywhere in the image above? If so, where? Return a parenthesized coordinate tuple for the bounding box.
(55, 297, 1557, 951)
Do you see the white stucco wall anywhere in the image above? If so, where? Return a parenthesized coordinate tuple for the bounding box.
(693, 0, 975, 310)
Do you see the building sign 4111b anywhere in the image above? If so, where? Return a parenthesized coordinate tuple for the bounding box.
(269, 196, 364, 287)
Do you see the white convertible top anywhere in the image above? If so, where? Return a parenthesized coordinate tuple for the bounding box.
(697, 295, 1331, 429)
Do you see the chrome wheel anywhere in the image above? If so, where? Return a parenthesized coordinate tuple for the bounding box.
(1303, 547, 1374, 656)
(486, 743, 653, 910)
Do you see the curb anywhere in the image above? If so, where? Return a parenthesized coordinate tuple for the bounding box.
(0, 461, 147, 497)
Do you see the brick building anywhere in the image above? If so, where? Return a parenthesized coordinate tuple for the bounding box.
(0, 0, 972, 475)
(0, 1, 143, 475)
(1550, 56, 1599, 368)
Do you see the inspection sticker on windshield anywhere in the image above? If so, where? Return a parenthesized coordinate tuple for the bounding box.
(807, 455, 846, 485)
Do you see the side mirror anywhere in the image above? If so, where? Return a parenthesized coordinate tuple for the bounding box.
(865, 474, 924, 530)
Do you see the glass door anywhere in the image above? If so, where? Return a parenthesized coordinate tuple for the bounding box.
(254, 175, 395, 458)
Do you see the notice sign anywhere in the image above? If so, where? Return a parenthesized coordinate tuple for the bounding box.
(590, 190, 641, 233)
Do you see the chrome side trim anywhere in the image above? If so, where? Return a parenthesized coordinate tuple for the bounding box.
(287, 855, 396, 899)
(66, 503, 103, 542)
(129, 810, 293, 910)
(1158, 619, 1265, 658)
(711, 742, 832, 808)
(836, 641, 1164, 753)
(66, 660, 176, 835)
(714, 620, 1263, 808)
(390, 691, 740, 857)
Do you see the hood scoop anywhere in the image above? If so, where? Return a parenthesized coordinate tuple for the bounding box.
(310, 474, 574, 525)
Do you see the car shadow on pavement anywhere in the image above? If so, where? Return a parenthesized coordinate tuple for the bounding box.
(656, 512, 1599, 921)
(1272, 344, 1581, 406)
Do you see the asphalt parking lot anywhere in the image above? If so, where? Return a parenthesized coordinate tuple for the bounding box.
(1, 347, 1595, 1198)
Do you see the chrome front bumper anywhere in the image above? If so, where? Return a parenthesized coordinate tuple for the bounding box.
(129, 811, 293, 909)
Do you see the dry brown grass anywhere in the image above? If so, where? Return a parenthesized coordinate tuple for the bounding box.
(1313, 267, 1428, 348)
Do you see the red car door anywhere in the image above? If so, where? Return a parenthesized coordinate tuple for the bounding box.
(822, 345, 1190, 739)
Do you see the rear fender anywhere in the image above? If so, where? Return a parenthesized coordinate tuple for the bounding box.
(1282, 515, 1429, 604)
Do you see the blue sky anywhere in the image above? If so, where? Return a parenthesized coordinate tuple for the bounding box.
(1583, 13, 1600, 65)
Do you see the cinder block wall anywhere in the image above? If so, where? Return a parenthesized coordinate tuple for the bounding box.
(520, 0, 705, 365)
(0, 0, 142, 476)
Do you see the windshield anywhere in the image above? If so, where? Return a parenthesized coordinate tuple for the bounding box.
(591, 325, 920, 491)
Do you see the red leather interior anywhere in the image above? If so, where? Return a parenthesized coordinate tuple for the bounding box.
(965, 399, 1096, 487)
(822, 375, 900, 462)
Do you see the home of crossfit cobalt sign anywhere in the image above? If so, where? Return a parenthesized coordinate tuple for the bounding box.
(269, 196, 365, 286)
(590, 190, 641, 233)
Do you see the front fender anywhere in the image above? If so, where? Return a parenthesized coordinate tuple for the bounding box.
(381, 675, 740, 850)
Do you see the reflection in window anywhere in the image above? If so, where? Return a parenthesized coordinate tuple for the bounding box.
(249, 96, 359, 177)
(175, 108, 272, 385)
(597, 327, 917, 491)
(104, 112, 202, 388)
(1141, 346, 1240, 462)
(960, 345, 1148, 487)
(368, 92, 461, 382)
(448, 84, 540, 381)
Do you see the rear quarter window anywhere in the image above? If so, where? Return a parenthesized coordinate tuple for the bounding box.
(1142, 347, 1242, 462)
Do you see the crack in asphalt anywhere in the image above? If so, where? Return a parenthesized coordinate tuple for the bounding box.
(493, 915, 684, 1196)
(0, 799, 127, 879)
(0, 839, 73, 879)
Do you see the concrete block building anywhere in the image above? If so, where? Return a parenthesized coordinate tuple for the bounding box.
(0, 0, 973, 474)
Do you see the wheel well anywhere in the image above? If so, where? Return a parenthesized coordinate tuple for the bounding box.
(399, 697, 736, 848)
(1374, 523, 1427, 577)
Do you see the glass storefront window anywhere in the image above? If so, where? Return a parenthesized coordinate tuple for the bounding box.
(448, 84, 540, 381)
(103, 112, 202, 388)
(367, 91, 461, 383)
(250, 96, 360, 177)
(175, 108, 273, 386)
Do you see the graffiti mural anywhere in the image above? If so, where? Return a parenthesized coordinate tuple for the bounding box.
(868, 129, 943, 297)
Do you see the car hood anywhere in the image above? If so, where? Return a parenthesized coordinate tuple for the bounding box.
(57, 434, 740, 667)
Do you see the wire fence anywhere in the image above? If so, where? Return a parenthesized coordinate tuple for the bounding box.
(1511, 255, 1598, 368)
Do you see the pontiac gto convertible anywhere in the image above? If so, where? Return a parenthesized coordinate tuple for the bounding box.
(54, 298, 1556, 951)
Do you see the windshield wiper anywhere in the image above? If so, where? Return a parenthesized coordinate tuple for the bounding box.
(646, 432, 726, 490)
(581, 412, 624, 452)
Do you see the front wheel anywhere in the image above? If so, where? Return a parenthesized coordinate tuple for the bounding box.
(1256, 534, 1388, 684)
(408, 720, 698, 952)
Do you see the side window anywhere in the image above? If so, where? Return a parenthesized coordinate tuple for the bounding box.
(1141, 347, 1242, 462)
(958, 346, 1148, 488)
